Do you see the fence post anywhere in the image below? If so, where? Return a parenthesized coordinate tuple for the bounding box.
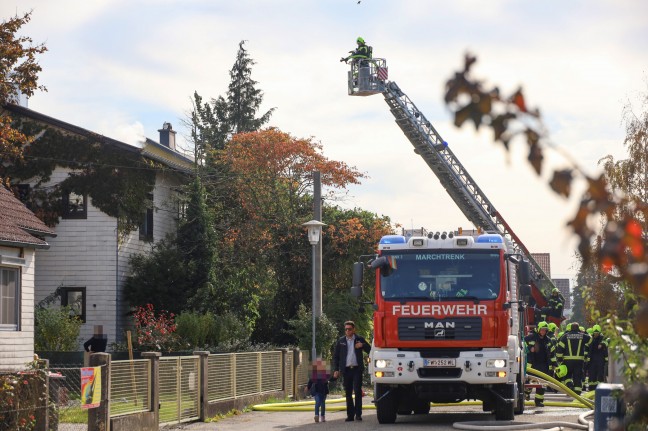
(193, 351, 209, 421)
(141, 351, 161, 428)
(292, 348, 301, 400)
(88, 352, 110, 431)
(280, 349, 288, 397)
(34, 358, 49, 431)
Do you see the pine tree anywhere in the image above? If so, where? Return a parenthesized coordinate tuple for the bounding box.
(226, 40, 274, 135)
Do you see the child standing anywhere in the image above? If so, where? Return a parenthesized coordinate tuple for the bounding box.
(307, 358, 330, 423)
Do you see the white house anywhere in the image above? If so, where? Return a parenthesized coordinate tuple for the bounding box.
(3, 104, 194, 349)
(0, 186, 55, 371)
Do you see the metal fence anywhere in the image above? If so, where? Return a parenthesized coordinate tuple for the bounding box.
(49, 365, 88, 431)
(158, 356, 200, 425)
(205, 351, 283, 402)
(110, 359, 150, 417)
(4, 350, 307, 430)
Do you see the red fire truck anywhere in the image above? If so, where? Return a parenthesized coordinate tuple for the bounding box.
(352, 228, 529, 423)
(344, 57, 569, 422)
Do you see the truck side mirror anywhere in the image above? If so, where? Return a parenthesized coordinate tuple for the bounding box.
(351, 262, 364, 298)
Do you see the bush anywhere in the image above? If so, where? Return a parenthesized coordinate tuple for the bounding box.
(285, 304, 338, 360)
(175, 311, 249, 350)
(0, 361, 47, 431)
(34, 306, 82, 351)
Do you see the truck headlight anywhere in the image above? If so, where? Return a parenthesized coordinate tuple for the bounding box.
(486, 359, 506, 368)
(375, 359, 392, 369)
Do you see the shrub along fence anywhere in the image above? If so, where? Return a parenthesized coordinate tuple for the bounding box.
(29, 348, 308, 431)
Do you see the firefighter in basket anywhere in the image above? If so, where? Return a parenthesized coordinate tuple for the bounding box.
(340, 37, 372, 64)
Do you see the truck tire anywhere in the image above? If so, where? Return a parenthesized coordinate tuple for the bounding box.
(514, 381, 525, 415)
(413, 399, 431, 415)
(514, 363, 525, 415)
(495, 398, 515, 421)
(375, 383, 397, 424)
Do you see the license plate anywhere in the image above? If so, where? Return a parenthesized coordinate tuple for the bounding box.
(424, 358, 455, 367)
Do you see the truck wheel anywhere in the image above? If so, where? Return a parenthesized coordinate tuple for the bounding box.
(375, 383, 397, 424)
(495, 399, 514, 421)
(514, 377, 525, 415)
(514, 387, 525, 415)
(413, 399, 431, 415)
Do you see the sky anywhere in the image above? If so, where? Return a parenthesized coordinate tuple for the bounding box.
(2, 0, 647, 282)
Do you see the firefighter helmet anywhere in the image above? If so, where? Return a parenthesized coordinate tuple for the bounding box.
(548, 322, 558, 332)
(586, 327, 594, 334)
(357, 37, 365, 44)
(567, 322, 579, 331)
(537, 321, 549, 332)
(552, 288, 560, 294)
(555, 364, 568, 379)
(592, 324, 602, 333)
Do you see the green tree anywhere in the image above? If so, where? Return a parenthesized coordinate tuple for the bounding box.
(179, 176, 219, 311)
(0, 11, 47, 171)
(223, 128, 367, 344)
(285, 304, 338, 360)
(123, 235, 191, 314)
(34, 306, 82, 351)
(225, 40, 274, 135)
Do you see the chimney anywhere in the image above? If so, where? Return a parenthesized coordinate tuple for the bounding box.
(10, 83, 29, 108)
(158, 122, 176, 150)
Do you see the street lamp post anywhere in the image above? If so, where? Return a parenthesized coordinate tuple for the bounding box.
(303, 219, 326, 361)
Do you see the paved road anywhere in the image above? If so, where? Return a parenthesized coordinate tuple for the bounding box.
(162, 396, 591, 431)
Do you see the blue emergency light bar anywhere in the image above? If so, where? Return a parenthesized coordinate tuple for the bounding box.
(476, 234, 504, 244)
(379, 235, 407, 244)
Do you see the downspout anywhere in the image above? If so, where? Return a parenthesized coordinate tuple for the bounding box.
(115, 217, 120, 345)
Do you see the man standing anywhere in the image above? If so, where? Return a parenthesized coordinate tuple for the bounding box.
(333, 321, 371, 421)
(586, 324, 608, 391)
(556, 322, 590, 394)
(524, 321, 557, 407)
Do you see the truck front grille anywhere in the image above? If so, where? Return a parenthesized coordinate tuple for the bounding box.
(398, 317, 482, 341)
(418, 368, 462, 378)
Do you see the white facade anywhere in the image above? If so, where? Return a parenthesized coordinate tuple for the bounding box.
(34, 168, 185, 348)
(0, 247, 37, 371)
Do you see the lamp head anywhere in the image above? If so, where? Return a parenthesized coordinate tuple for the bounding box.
(302, 220, 327, 245)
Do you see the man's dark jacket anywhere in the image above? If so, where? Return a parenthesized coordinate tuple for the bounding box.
(332, 334, 371, 376)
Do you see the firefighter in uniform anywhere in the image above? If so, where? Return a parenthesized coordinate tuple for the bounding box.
(524, 321, 556, 407)
(586, 324, 608, 391)
(541, 288, 564, 321)
(556, 322, 590, 394)
(340, 37, 372, 64)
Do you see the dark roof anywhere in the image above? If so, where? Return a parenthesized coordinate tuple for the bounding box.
(0, 186, 56, 249)
(3, 104, 140, 154)
(3, 104, 193, 171)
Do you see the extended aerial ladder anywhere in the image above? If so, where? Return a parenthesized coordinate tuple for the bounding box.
(346, 58, 559, 318)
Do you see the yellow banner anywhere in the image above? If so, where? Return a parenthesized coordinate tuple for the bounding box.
(80, 366, 102, 409)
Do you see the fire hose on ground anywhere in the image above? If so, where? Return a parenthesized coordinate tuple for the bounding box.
(251, 366, 595, 429)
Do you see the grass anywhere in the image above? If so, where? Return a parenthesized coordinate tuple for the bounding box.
(205, 407, 251, 423)
(57, 405, 87, 424)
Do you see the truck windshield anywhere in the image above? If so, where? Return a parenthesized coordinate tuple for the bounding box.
(379, 249, 501, 301)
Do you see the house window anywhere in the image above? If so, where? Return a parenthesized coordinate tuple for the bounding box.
(0, 267, 20, 331)
(139, 193, 154, 241)
(62, 191, 87, 219)
(61, 287, 86, 323)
